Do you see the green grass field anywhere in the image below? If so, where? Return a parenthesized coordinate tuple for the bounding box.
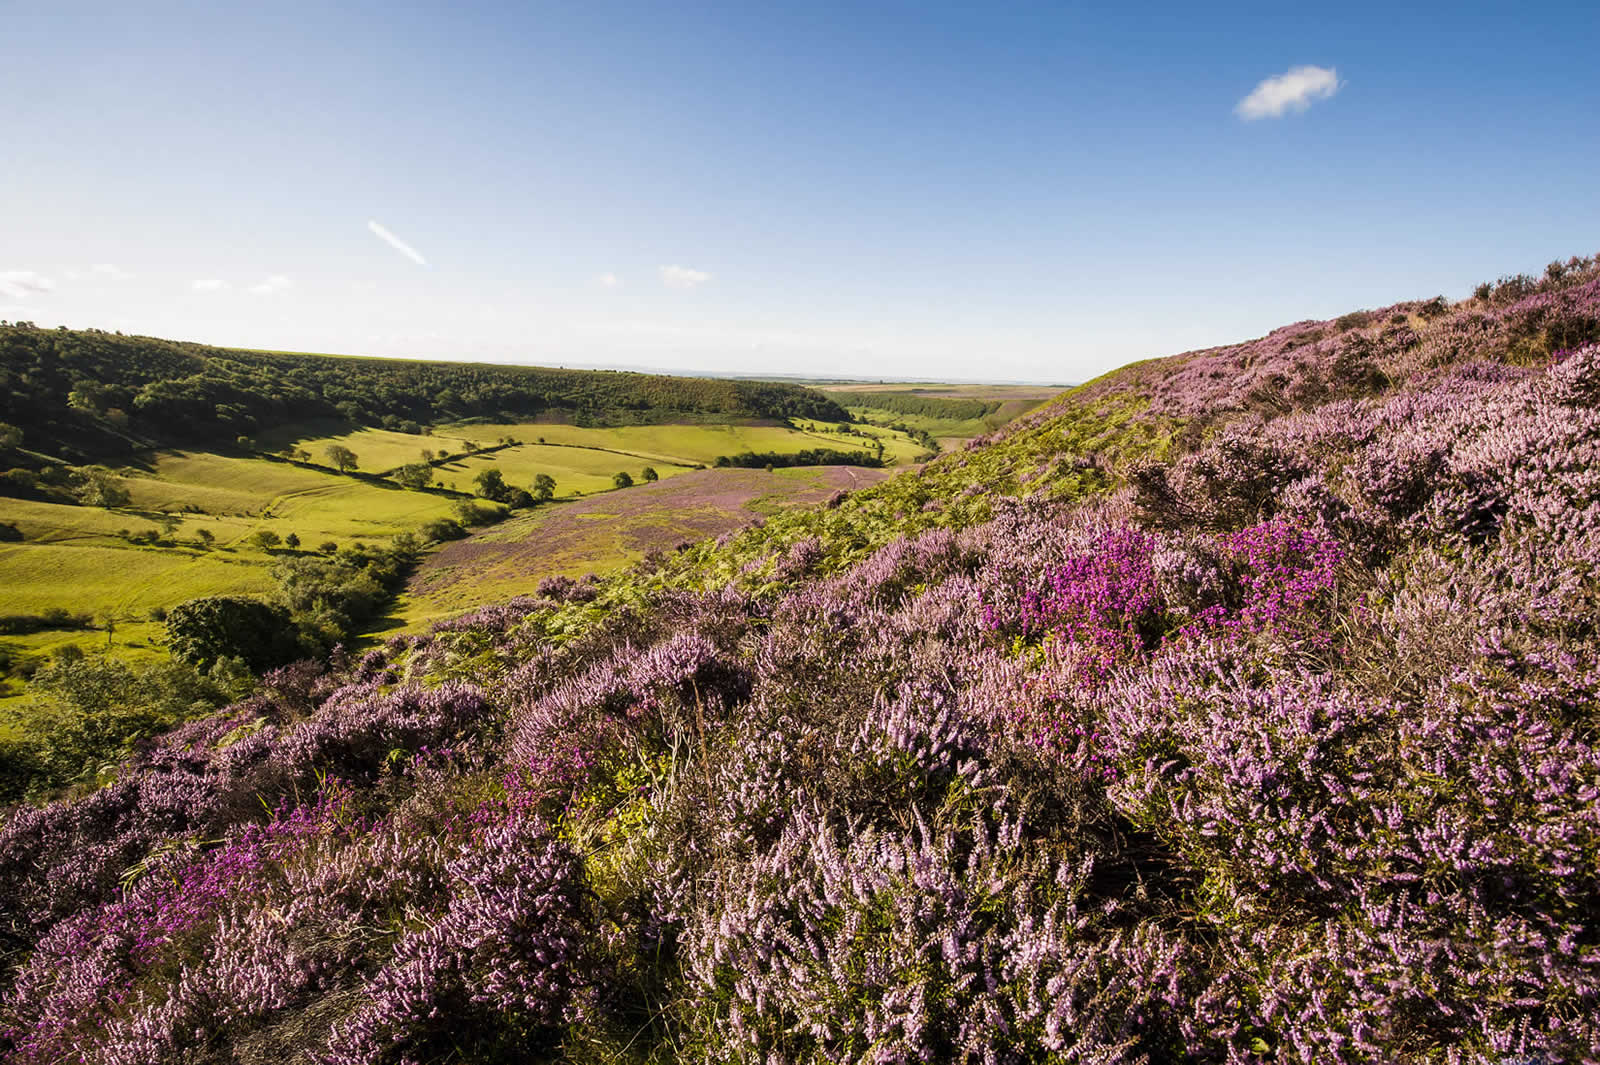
(0, 543, 276, 619)
(267, 426, 484, 473)
(443, 420, 927, 467)
(440, 445, 694, 497)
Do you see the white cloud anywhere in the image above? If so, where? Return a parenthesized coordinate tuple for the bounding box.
(1236, 65, 1341, 120)
(0, 270, 55, 298)
(367, 220, 428, 266)
(596, 272, 622, 288)
(191, 279, 229, 292)
(659, 264, 711, 289)
(249, 274, 293, 295)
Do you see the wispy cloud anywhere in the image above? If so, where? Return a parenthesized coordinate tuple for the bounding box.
(64, 263, 134, 282)
(367, 220, 428, 266)
(249, 274, 293, 295)
(0, 271, 55, 299)
(595, 272, 622, 288)
(191, 279, 229, 292)
(1236, 65, 1341, 120)
(659, 264, 711, 289)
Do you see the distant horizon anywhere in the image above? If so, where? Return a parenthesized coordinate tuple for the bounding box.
(0, 320, 1077, 389)
(4, 2, 1597, 382)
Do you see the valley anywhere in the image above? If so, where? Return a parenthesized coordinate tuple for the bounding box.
(0, 331, 1048, 720)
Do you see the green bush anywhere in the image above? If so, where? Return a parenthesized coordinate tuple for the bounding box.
(165, 596, 302, 673)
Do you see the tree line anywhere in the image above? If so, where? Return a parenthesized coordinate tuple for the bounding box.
(0, 324, 852, 462)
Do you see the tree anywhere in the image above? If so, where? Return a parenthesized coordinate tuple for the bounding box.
(74, 467, 130, 508)
(0, 423, 21, 450)
(394, 463, 434, 490)
(195, 528, 214, 547)
(165, 595, 300, 673)
(324, 444, 358, 472)
(283, 532, 301, 550)
(474, 467, 510, 502)
(612, 471, 634, 489)
(249, 530, 282, 552)
(531, 473, 557, 502)
(641, 466, 659, 482)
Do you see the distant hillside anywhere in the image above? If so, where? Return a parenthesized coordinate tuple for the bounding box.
(0, 325, 850, 461)
(824, 389, 1002, 421)
(5, 255, 1600, 1064)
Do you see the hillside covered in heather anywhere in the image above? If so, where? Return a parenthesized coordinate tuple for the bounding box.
(4, 256, 1600, 1064)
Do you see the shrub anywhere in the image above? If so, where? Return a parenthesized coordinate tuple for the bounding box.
(165, 596, 301, 673)
(419, 518, 468, 542)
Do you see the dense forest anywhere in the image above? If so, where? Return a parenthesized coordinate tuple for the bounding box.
(0, 325, 850, 462)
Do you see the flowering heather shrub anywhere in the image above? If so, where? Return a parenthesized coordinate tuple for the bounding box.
(326, 810, 599, 1065)
(683, 799, 1188, 1065)
(8, 259, 1600, 1063)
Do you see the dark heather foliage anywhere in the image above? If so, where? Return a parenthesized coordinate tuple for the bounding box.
(0, 324, 850, 461)
(5, 257, 1600, 1064)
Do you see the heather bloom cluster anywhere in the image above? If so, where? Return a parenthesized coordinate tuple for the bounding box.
(5, 262, 1600, 1062)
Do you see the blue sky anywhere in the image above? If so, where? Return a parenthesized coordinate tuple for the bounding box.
(3, 1, 1597, 382)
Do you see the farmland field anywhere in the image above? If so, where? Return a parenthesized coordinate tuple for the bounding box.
(812, 381, 1065, 448)
(437, 420, 928, 467)
(439, 446, 692, 497)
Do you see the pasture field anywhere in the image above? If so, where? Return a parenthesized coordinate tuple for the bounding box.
(0, 543, 275, 618)
(263, 426, 485, 473)
(440, 445, 695, 498)
(269, 421, 926, 497)
(259, 480, 457, 541)
(400, 465, 889, 627)
(789, 418, 931, 463)
(439, 420, 925, 467)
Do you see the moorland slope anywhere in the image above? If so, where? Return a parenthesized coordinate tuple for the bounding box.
(3, 256, 1600, 1063)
